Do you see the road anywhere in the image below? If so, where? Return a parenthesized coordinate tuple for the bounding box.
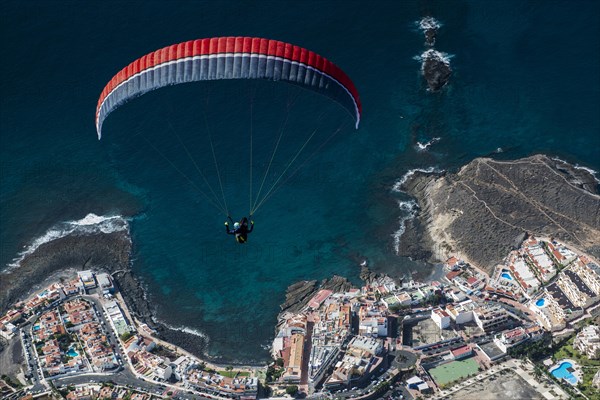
(52, 372, 212, 400)
(19, 324, 47, 392)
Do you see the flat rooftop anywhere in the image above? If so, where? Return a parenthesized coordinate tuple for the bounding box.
(479, 341, 505, 360)
(546, 282, 575, 309)
(564, 270, 596, 297)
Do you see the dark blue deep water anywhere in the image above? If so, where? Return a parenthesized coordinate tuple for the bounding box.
(2, 0, 599, 362)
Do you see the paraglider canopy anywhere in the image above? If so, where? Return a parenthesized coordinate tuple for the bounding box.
(95, 36, 362, 139)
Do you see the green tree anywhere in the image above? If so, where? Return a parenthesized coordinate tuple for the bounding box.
(286, 385, 299, 396)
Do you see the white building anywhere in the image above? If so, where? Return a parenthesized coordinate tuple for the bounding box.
(104, 300, 130, 335)
(406, 376, 432, 393)
(574, 325, 600, 359)
(77, 270, 97, 289)
(511, 257, 541, 294)
(359, 317, 388, 337)
(494, 327, 529, 353)
(431, 308, 451, 329)
(527, 245, 556, 280)
(474, 305, 509, 332)
(348, 336, 383, 355)
(96, 273, 114, 293)
(445, 300, 476, 324)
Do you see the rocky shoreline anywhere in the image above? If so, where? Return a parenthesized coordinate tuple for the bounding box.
(0, 229, 218, 364)
(279, 275, 353, 316)
(276, 262, 392, 331)
(0, 231, 132, 312)
(398, 154, 600, 274)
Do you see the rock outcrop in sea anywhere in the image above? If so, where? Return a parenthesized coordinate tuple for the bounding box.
(418, 16, 440, 47)
(421, 49, 452, 92)
(416, 16, 452, 91)
(398, 155, 600, 274)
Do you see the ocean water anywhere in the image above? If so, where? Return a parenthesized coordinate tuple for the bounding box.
(1, 0, 599, 363)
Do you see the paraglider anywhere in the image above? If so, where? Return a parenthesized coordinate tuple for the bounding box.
(95, 36, 361, 236)
(225, 216, 254, 244)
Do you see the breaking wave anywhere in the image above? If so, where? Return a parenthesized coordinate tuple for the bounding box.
(391, 167, 443, 255)
(392, 200, 419, 255)
(414, 49, 453, 67)
(416, 137, 441, 151)
(160, 321, 211, 343)
(392, 166, 443, 192)
(573, 165, 600, 184)
(158, 320, 212, 358)
(551, 157, 600, 184)
(7, 213, 128, 270)
(416, 16, 441, 32)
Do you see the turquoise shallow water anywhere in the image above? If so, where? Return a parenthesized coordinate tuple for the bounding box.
(1, 0, 599, 362)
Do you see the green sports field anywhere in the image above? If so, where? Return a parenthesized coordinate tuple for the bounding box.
(427, 357, 480, 386)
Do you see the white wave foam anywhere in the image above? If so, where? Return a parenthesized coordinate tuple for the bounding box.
(551, 156, 568, 164)
(551, 157, 600, 184)
(414, 49, 453, 66)
(160, 321, 210, 343)
(416, 16, 441, 32)
(416, 137, 441, 151)
(495, 147, 504, 153)
(573, 165, 600, 183)
(392, 200, 419, 255)
(6, 213, 129, 270)
(152, 319, 213, 359)
(392, 166, 442, 192)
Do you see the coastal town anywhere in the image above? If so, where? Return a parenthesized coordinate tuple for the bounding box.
(1, 235, 600, 400)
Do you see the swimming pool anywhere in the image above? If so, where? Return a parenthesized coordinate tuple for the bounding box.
(66, 347, 79, 357)
(550, 361, 578, 385)
(501, 272, 513, 280)
(33, 325, 40, 331)
(536, 298, 546, 307)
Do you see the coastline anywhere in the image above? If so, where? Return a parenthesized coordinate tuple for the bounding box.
(0, 225, 261, 367)
(397, 154, 600, 274)
(2, 154, 598, 368)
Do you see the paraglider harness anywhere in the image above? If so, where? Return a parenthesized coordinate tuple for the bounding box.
(225, 216, 254, 243)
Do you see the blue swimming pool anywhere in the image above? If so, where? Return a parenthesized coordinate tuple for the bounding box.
(66, 347, 79, 357)
(33, 325, 40, 331)
(536, 298, 546, 307)
(551, 361, 578, 385)
(501, 272, 513, 280)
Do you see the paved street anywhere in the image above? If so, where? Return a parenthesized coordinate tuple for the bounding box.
(20, 324, 47, 392)
(52, 372, 213, 400)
